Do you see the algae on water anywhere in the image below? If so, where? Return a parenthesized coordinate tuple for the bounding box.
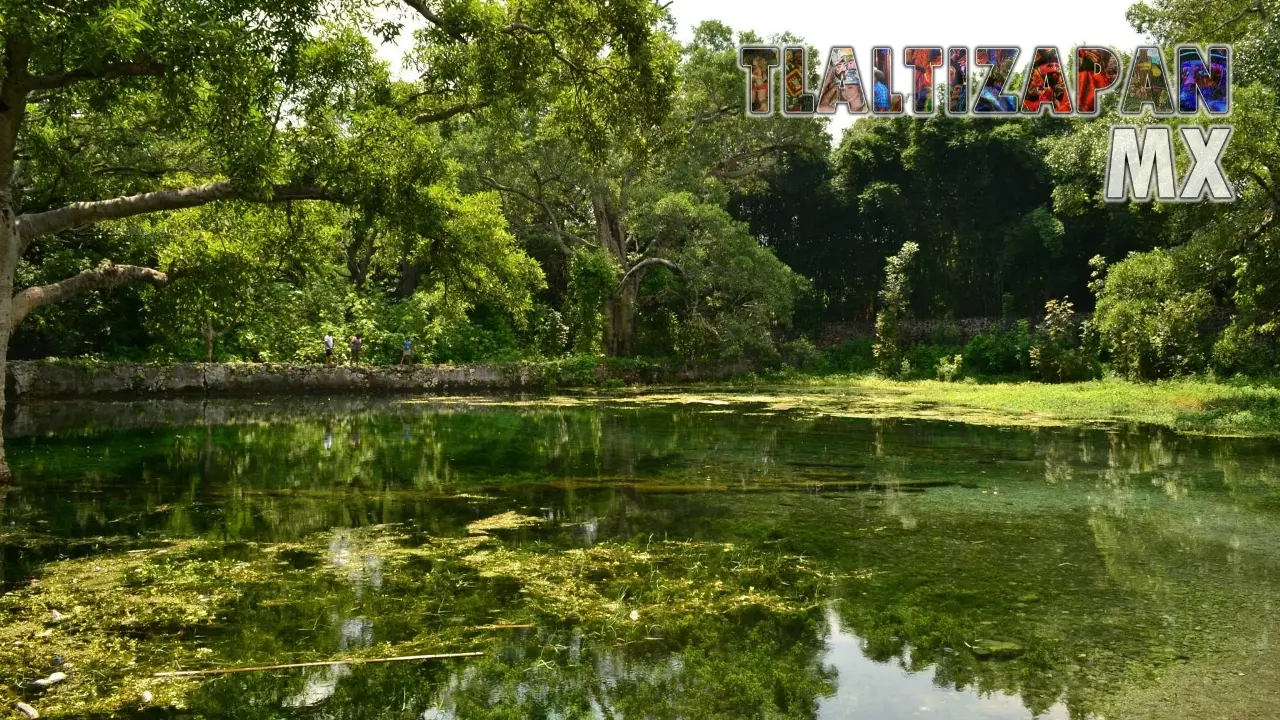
(0, 523, 826, 718)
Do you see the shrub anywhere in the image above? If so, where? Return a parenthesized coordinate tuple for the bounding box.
(824, 338, 875, 374)
(874, 242, 920, 376)
(936, 354, 964, 382)
(902, 344, 963, 380)
(963, 321, 1032, 377)
(1213, 323, 1280, 377)
(565, 249, 618, 355)
(1030, 298, 1100, 383)
(1091, 252, 1212, 380)
(782, 338, 825, 370)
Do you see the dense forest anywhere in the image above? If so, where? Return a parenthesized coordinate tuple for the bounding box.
(3, 0, 1279, 385)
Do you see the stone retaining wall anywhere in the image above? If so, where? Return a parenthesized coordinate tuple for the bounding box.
(5, 359, 746, 400)
(817, 318, 1009, 348)
(6, 361, 542, 399)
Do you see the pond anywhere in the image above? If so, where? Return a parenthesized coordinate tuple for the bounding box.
(1, 393, 1278, 719)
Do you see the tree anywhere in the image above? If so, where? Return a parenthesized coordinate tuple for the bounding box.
(1121, 0, 1280, 374)
(1, 0, 357, 480)
(0, 0, 674, 480)
(462, 21, 825, 356)
(873, 241, 919, 376)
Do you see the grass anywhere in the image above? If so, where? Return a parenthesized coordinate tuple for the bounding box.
(618, 373, 1280, 437)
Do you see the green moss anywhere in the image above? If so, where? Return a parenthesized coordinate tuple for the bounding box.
(0, 524, 824, 718)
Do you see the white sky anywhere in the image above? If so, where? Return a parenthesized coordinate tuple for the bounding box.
(375, 0, 1151, 141)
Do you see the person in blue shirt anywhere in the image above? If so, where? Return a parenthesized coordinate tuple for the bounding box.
(873, 68, 890, 111)
(400, 337, 413, 365)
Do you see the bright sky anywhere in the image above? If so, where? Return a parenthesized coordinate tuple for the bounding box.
(668, 0, 1151, 140)
(375, 0, 1151, 141)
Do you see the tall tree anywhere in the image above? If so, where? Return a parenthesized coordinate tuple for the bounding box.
(462, 21, 825, 356)
(0, 0, 675, 480)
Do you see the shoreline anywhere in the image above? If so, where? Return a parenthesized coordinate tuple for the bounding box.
(5, 365, 1280, 440)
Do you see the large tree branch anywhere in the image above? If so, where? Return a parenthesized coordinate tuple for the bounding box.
(15, 181, 339, 250)
(481, 175, 589, 255)
(11, 263, 167, 326)
(1246, 169, 1278, 203)
(25, 56, 165, 92)
(1239, 169, 1279, 250)
(401, 0, 470, 43)
(709, 143, 803, 181)
(616, 257, 681, 293)
(502, 23, 587, 76)
(1211, 0, 1265, 35)
(690, 104, 735, 133)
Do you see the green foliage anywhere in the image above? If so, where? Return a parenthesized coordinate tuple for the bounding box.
(1091, 253, 1212, 380)
(662, 197, 807, 366)
(901, 344, 963, 381)
(824, 338, 876, 374)
(874, 242, 919, 376)
(936, 353, 964, 382)
(781, 338, 824, 371)
(1030, 299, 1100, 384)
(523, 304, 571, 359)
(9, 0, 1280, 390)
(565, 249, 618, 355)
(963, 322, 1033, 378)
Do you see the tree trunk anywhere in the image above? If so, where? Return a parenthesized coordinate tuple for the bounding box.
(604, 278, 637, 357)
(0, 195, 19, 484)
(203, 318, 215, 362)
(593, 191, 636, 357)
(396, 259, 421, 299)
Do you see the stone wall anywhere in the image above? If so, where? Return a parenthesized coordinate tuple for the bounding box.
(817, 317, 1010, 348)
(6, 361, 542, 400)
(5, 359, 746, 400)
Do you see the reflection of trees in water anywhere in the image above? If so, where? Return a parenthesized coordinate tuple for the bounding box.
(5, 403, 1280, 716)
(157, 528, 837, 719)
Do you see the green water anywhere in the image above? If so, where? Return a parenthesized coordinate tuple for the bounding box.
(1, 395, 1278, 719)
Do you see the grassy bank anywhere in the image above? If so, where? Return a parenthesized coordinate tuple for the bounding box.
(576, 373, 1276, 438)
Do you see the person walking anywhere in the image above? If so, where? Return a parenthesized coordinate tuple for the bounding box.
(400, 337, 413, 365)
(323, 333, 335, 366)
(349, 335, 362, 364)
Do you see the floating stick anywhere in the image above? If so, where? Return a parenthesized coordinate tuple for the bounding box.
(152, 651, 483, 678)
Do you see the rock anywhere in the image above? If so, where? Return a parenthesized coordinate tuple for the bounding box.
(48, 610, 65, 623)
(32, 671, 67, 689)
(971, 640, 1024, 659)
(16, 702, 39, 719)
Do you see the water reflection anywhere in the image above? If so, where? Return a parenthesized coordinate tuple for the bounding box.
(1, 396, 1279, 719)
(818, 609, 1073, 719)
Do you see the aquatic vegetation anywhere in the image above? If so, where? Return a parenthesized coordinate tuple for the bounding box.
(0, 542, 249, 715)
(465, 511, 546, 534)
(3, 399, 1280, 718)
(0, 516, 828, 718)
(462, 540, 823, 630)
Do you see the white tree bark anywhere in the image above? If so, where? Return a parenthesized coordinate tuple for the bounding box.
(12, 263, 168, 326)
(0, 195, 21, 482)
